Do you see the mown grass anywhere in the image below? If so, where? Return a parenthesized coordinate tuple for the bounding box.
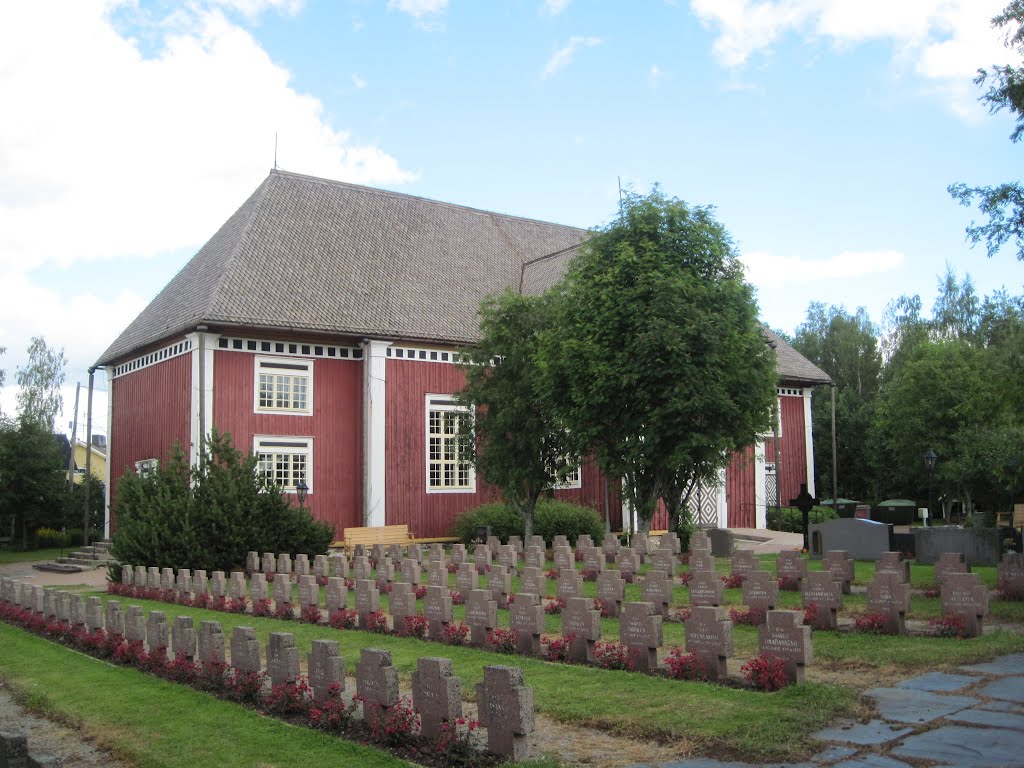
(0, 548, 66, 565)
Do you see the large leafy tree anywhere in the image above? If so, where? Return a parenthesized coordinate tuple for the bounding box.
(542, 189, 776, 533)
(949, 2, 1024, 260)
(456, 291, 575, 540)
(15, 336, 67, 430)
(0, 417, 67, 548)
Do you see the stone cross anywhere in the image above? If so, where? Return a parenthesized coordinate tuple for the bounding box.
(689, 530, 710, 554)
(198, 620, 225, 666)
(229, 572, 245, 600)
(596, 571, 625, 617)
(875, 552, 910, 583)
(619, 601, 663, 671)
(562, 596, 601, 663)
(776, 551, 808, 586)
(43, 589, 57, 619)
(427, 559, 447, 588)
(684, 605, 733, 681)
(651, 548, 676, 576)
(356, 648, 400, 729)
(486, 536, 501, 554)
(261, 552, 276, 574)
(308, 639, 345, 702)
(409, 543, 425, 564)
(688, 551, 715, 574)
(246, 551, 259, 575)
(520, 566, 546, 597)
(266, 632, 300, 686)
(326, 577, 348, 618)
(160, 567, 175, 591)
(276, 553, 292, 575)
(330, 553, 350, 578)
(553, 546, 574, 573)
(602, 536, 621, 564)
(731, 550, 758, 579)
(172, 616, 196, 661)
(430, 543, 445, 562)
(633, 532, 650, 560)
(412, 657, 462, 740)
(147, 566, 160, 589)
(297, 575, 319, 609)
(935, 552, 970, 588)
(390, 582, 417, 628)
(742, 570, 778, 613)
(867, 572, 910, 634)
(525, 546, 545, 569)
(688, 571, 724, 607)
(510, 592, 545, 654)
(294, 554, 310, 577)
(124, 605, 145, 643)
(134, 565, 147, 588)
(552, 535, 569, 549)
(229, 627, 261, 673)
(85, 596, 103, 632)
(194, 570, 209, 596)
(822, 550, 855, 594)
(104, 600, 124, 636)
(352, 555, 372, 582)
(508, 535, 524, 554)
(387, 543, 403, 562)
(176, 568, 192, 598)
(556, 568, 583, 600)
(456, 563, 478, 594)
(577, 534, 594, 550)
(616, 548, 640, 583)
(423, 585, 453, 640)
(69, 594, 85, 629)
(582, 547, 604, 573)
(353, 544, 366, 559)
(313, 554, 329, 580)
(941, 572, 989, 637)
(528, 535, 545, 550)
(250, 573, 269, 602)
(55, 591, 71, 624)
(497, 544, 517, 572)
(375, 557, 395, 590)
(355, 579, 380, 629)
(488, 564, 512, 608)
(147, 612, 169, 651)
(802, 571, 843, 630)
(476, 665, 534, 760)
(998, 552, 1024, 597)
(273, 572, 293, 614)
(758, 610, 813, 684)
(122, 566, 134, 586)
(640, 570, 673, 617)
(451, 544, 467, 566)
(400, 558, 420, 585)
(465, 589, 498, 646)
(474, 544, 491, 575)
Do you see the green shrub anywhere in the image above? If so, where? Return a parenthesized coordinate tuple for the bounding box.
(450, 503, 525, 544)
(533, 500, 604, 546)
(775, 505, 839, 533)
(33, 527, 68, 548)
(111, 430, 334, 572)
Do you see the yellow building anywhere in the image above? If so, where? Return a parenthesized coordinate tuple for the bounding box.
(71, 438, 106, 484)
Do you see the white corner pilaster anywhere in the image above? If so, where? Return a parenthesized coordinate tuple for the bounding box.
(363, 340, 391, 527)
(754, 440, 767, 529)
(103, 367, 113, 539)
(803, 388, 816, 498)
(187, 330, 218, 468)
(715, 465, 727, 528)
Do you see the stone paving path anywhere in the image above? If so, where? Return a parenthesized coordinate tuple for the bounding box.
(630, 653, 1024, 768)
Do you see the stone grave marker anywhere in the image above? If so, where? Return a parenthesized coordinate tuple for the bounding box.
(330, 553, 350, 578)
(742, 570, 778, 612)
(456, 562, 478, 594)
(730, 550, 758, 579)
(520, 566, 546, 597)
(641, 569, 673, 617)
(356, 648, 400, 729)
(194, 570, 209, 596)
(412, 657, 462, 740)
(709, 528, 735, 557)
(474, 544, 491, 575)
(689, 530, 711, 554)
(562, 596, 601, 663)
(390, 582, 417, 629)
(488, 564, 512, 608)
(633, 532, 650, 560)
(552, 534, 569, 549)
(616, 548, 640, 583)
(430, 543, 445, 562)
(582, 546, 604, 574)
(134, 565, 146, 588)
(998, 552, 1024, 597)
(497, 544, 517, 572)
(42, 589, 57, 619)
(941, 572, 989, 637)
(250, 573, 269, 602)
(684, 605, 733, 681)
(376, 557, 395, 590)
(147, 566, 160, 588)
(372, 544, 386, 565)
(553, 546, 573, 573)
(146, 611, 168, 651)
(261, 552, 275, 575)
(352, 555, 372, 582)
(55, 591, 71, 623)
(508, 535, 523, 554)
(651, 548, 676, 576)
(528, 535, 545, 550)
(476, 665, 534, 760)
(688, 570, 724, 607)
(400, 558, 421, 585)
(85, 596, 103, 632)
(809, 517, 891, 561)
(451, 544, 467, 566)
(352, 544, 366, 559)
(122, 566, 133, 586)
(198, 620, 225, 666)
(313, 554, 329, 580)
(556, 568, 583, 600)
(427, 559, 447, 588)
(229, 627, 261, 673)
(273, 572, 293, 614)
(387, 543, 404, 562)
(308, 639, 345, 702)
(298, 575, 319, 610)
(823, 550, 855, 594)
(423, 585, 453, 640)
(688, 551, 715, 574)
(326, 577, 347, 618)
(172, 616, 196, 661)
(776, 551, 808, 586)
(486, 535, 502, 554)
(69, 594, 85, 629)
(175, 569, 192, 598)
(509, 592, 544, 654)
(355, 579, 380, 629)
(294, 554, 310, 576)
(620, 601, 663, 671)
(801, 571, 843, 630)
(935, 552, 970, 588)
(577, 534, 594, 550)
(246, 551, 259, 575)
(525, 545, 545, 570)
(603, 536, 621, 564)
(104, 600, 124, 636)
(124, 605, 144, 643)
(867, 572, 910, 634)
(875, 552, 910, 583)
(267, 632, 300, 686)
(758, 610, 813, 684)
(228, 572, 244, 600)
(596, 571, 625, 617)
(160, 567, 174, 591)
(465, 589, 498, 646)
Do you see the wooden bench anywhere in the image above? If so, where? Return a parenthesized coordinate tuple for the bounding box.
(340, 524, 414, 552)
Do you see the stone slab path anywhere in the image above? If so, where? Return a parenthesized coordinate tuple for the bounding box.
(630, 653, 1024, 768)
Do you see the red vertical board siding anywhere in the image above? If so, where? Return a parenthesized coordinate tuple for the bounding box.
(212, 351, 363, 539)
(109, 353, 192, 529)
(551, 459, 606, 514)
(726, 445, 757, 528)
(778, 395, 808, 506)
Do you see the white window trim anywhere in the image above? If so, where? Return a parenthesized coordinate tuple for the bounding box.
(253, 355, 313, 416)
(424, 394, 476, 494)
(553, 460, 582, 490)
(253, 435, 313, 494)
(135, 458, 159, 477)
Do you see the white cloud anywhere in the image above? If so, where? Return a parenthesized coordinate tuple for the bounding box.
(208, 0, 305, 18)
(542, 35, 603, 79)
(541, 0, 571, 16)
(352, 74, 368, 90)
(649, 64, 665, 87)
(741, 248, 905, 288)
(387, 0, 449, 18)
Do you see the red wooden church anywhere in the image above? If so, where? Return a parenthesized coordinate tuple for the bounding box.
(97, 170, 831, 540)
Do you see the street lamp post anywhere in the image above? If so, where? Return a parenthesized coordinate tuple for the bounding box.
(296, 479, 309, 510)
(923, 449, 938, 527)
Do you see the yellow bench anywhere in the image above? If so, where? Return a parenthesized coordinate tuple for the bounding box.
(341, 524, 414, 552)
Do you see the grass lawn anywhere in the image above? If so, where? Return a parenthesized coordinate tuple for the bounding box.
(0, 548, 66, 565)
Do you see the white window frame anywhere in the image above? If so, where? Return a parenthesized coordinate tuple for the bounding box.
(135, 458, 159, 477)
(253, 435, 313, 494)
(425, 395, 475, 494)
(552, 458, 582, 489)
(253, 356, 313, 415)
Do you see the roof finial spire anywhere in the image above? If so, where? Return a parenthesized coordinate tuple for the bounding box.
(274, 132, 278, 170)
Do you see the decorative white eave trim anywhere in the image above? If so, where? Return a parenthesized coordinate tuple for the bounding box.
(110, 338, 193, 378)
(386, 345, 464, 364)
(217, 335, 362, 361)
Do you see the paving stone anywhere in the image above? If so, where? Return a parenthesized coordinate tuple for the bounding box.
(864, 687, 977, 724)
(977, 699, 1024, 714)
(812, 745, 857, 762)
(631, 760, 816, 768)
(948, 706, 1024, 730)
(832, 756, 915, 768)
(813, 719, 914, 745)
(892, 724, 1024, 768)
(960, 653, 1024, 675)
(897, 671, 977, 692)
(975, 676, 1024, 704)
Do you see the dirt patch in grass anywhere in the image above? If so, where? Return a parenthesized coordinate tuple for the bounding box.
(529, 714, 695, 768)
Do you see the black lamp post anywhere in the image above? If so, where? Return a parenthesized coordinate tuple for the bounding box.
(923, 449, 938, 526)
(296, 479, 309, 510)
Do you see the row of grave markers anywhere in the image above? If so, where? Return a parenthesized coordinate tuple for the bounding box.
(0, 576, 534, 760)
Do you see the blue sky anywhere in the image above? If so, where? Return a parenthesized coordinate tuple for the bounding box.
(0, 0, 1020, 437)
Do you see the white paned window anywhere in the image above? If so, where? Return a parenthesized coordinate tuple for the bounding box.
(135, 458, 159, 477)
(254, 436, 313, 493)
(254, 356, 313, 415)
(425, 395, 475, 493)
(554, 463, 582, 490)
